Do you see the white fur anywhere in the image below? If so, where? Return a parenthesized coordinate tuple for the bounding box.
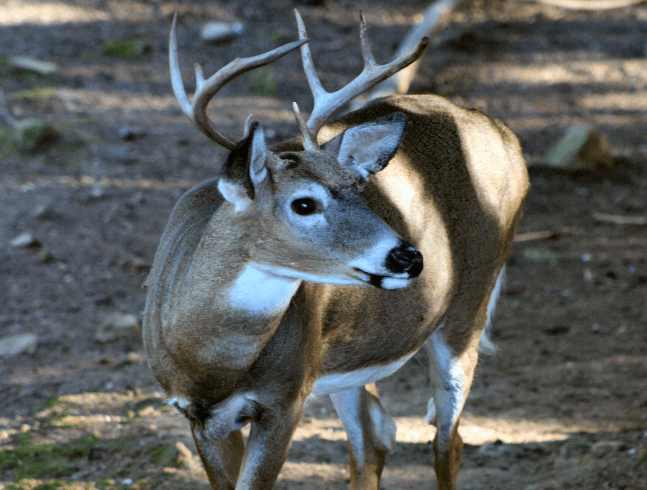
(229, 264, 301, 315)
(367, 394, 397, 453)
(166, 396, 191, 409)
(380, 277, 411, 290)
(330, 387, 397, 466)
(480, 266, 506, 354)
(218, 178, 253, 213)
(425, 328, 465, 447)
(312, 350, 418, 397)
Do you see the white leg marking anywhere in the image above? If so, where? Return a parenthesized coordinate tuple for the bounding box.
(367, 394, 397, 453)
(330, 387, 397, 469)
(480, 266, 506, 354)
(425, 328, 464, 448)
(426, 397, 437, 426)
(229, 264, 301, 315)
(312, 350, 418, 397)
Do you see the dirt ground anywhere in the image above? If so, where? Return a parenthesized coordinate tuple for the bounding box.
(1, 0, 647, 489)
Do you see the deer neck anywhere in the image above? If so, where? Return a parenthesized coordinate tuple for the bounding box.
(190, 205, 302, 322)
(227, 263, 302, 317)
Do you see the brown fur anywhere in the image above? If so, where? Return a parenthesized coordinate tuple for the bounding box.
(143, 94, 529, 489)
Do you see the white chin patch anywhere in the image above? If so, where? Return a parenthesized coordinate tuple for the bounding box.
(379, 277, 410, 290)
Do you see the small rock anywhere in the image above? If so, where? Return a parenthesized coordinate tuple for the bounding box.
(9, 56, 59, 75)
(10, 232, 41, 249)
(201, 21, 244, 43)
(95, 313, 139, 343)
(32, 204, 56, 220)
(591, 440, 623, 458)
(591, 323, 603, 334)
(114, 352, 143, 368)
(38, 249, 54, 263)
(117, 124, 146, 141)
(89, 186, 106, 200)
(0, 333, 38, 357)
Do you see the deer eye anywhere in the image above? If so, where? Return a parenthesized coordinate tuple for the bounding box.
(291, 198, 318, 216)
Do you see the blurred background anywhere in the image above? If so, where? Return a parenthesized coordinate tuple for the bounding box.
(1, 0, 646, 489)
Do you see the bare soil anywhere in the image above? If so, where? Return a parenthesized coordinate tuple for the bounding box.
(1, 1, 646, 489)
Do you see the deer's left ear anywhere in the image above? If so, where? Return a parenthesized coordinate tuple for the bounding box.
(325, 112, 407, 180)
(218, 122, 269, 212)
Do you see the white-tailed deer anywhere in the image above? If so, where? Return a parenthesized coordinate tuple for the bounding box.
(143, 11, 529, 490)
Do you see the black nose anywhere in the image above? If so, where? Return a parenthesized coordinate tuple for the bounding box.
(385, 242, 423, 277)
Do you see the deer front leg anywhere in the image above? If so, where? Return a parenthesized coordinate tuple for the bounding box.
(425, 328, 480, 490)
(330, 384, 397, 490)
(184, 390, 306, 490)
(192, 427, 245, 490)
(235, 402, 304, 489)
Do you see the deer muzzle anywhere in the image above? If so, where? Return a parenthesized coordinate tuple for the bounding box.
(385, 241, 424, 277)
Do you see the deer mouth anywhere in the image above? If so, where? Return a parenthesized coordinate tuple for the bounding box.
(351, 268, 418, 290)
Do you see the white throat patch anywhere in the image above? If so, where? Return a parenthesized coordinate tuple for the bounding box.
(229, 264, 301, 315)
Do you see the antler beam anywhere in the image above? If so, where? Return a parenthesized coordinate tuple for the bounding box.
(169, 13, 309, 150)
(293, 10, 429, 149)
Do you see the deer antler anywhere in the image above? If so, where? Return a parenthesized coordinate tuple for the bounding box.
(169, 13, 309, 150)
(293, 10, 429, 150)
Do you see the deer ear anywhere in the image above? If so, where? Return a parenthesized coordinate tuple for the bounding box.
(218, 122, 269, 212)
(330, 112, 407, 180)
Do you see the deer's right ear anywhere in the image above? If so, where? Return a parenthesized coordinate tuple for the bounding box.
(322, 112, 407, 180)
(218, 123, 269, 213)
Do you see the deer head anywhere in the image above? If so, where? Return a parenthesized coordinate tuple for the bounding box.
(168, 11, 428, 289)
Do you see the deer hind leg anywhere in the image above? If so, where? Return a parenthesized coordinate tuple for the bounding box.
(330, 383, 396, 490)
(424, 328, 480, 490)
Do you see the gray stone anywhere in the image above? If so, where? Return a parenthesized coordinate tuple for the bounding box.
(10, 232, 40, 249)
(0, 333, 38, 357)
(201, 21, 244, 43)
(95, 313, 139, 343)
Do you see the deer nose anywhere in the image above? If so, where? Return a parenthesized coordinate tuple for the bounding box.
(385, 242, 423, 277)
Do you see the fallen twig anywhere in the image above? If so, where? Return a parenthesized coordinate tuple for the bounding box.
(535, 0, 645, 10)
(514, 230, 563, 242)
(593, 213, 647, 226)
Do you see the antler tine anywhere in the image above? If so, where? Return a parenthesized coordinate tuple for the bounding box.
(293, 102, 318, 151)
(358, 11, 377, 69)
(169, 14, 193, 122)
(295, 10, 429, 145)
(169, 12, 310, 150)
